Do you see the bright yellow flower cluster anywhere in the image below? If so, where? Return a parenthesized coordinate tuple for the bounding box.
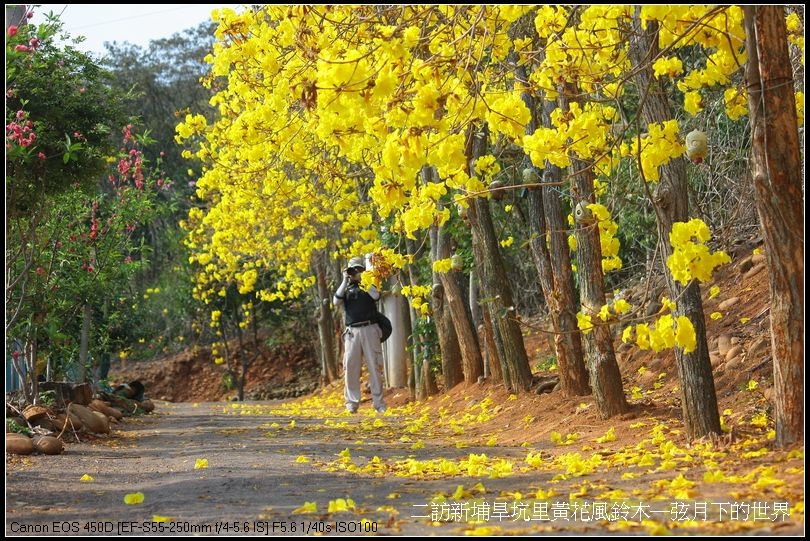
(400, 284, 433, 318)
(578, 296, 633, 335)
(622, 314, 697, 354)
(785, 12, 804, 57)
(653, 56, 684, 79)
(432, 258, 453, 273)
(723, 88, 748, 121)
(175, 5, 794, 311)
(666, 219, 731, 285)
(624, 120, 684, 182)
(587, 203, 622, 273)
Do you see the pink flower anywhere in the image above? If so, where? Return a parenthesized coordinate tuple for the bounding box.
(8, 25, 18, 37)
(36, 267, 46, 276)
(14, 44, 30, 53)
(37, 151, 46, 160)
(26, 11, 34, 19)
(29, 37, 40, 49)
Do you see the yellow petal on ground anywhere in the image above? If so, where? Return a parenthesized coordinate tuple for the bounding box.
(292, 501, 318, 514)
(387, 492, 400, 499)
(535, 488, 556, 499)
(596, 427, 616, 443)
(642, 519, 670, 535)
(465, 525, 503, 536)
(124, 492, 145, 505)
(411, 440, 425, 450)
(80, 474, 94, 482)
(703, 470, 727, 482)
(327, 498, 356, 513)
(194, 458, 209, 469)
(152, 515, 175, 523)
(295, 455, 311, 463)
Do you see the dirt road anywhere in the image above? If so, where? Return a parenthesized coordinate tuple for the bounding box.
(6, 401, 544, 536)
(6, 400, 803, 536)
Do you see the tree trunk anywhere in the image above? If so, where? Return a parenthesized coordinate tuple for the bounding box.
(469, 271, 481, 328)
(526, 184, 590, 395)
(629, 13, 720, 437)
(560, 85, 627, 418)
(429, 225, 465, 390)
(467, 126, 533, 393)
(423, 166, 484, 385)
(78, 303, 92, 382)
(519, 72, 590, 396)
(744, 6, 804, 447)
(436, 241, 483, 383)
(405, 239, 438, 399)
(480, 305, 502, 384)
(315, 254, 338, 384)
(568, 160, 628, 418)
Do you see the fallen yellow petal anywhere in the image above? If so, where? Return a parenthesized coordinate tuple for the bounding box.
(152, 515, 174, 523)
(465, 525, 503, 536)
(124, 492, 145, 505)
(194, 458, 209, 470)
(292, 501, 318, 514)
(80, 474, 94, 482)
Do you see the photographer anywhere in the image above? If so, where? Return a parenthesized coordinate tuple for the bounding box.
(333, 256, 387, 414)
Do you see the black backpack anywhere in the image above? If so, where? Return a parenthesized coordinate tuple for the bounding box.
(374, 311, 393, 342)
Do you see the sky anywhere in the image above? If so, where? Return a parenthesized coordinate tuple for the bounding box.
(29, 4, 242, 58)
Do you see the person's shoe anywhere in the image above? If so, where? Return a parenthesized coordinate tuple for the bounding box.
(375, 405, 387, 414)
(346, 404, 358, 414)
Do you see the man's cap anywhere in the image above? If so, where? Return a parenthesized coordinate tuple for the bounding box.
(346, 256, 366, 272)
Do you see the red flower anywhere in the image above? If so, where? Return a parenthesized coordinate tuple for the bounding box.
(8, 25, 18, 37)
(14, 44, 30, 53)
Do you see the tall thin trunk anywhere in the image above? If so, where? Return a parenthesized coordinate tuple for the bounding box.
(744, 6, 804, 447)
(518, 66, 590, 396)
(629, 13, 720, 436)
(78, 303, 92, 382)
(480, 305, 502, 383)
(467, 126, 533, 393)
(405, 239, 438, 399)
(436, 237, 483, 383)
(429, 225, 464, 390)
(315, 254, 338, 384)
(561, 85, 627, 418)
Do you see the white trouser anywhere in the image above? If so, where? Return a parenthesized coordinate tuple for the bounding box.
(343, 324, 386, 410)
